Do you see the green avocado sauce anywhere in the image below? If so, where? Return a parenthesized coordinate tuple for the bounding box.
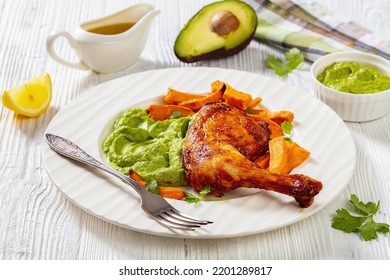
(103, 108, 191, 187)
(317, 61, 390, 94)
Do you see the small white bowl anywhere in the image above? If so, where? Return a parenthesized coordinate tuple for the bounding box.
(311, 51, 390, 122)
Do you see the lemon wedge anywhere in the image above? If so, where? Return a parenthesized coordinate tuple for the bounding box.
(2, 73, 52, 117)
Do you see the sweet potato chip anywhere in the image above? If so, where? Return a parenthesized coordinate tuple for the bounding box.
(159, 187, 185, 200)
(163, 88, 205, 104)
(179, 88, 223, 111)
(254, 110, 294, 125)
(254, 153, 270, 169)
(146, 104, 194, 121)
(268, 136, 310, 174)
(248, 97, 262, 109)
(129, 170, 146, 186)
(221, 82, 253, 110)
(249, 114, 284, 139)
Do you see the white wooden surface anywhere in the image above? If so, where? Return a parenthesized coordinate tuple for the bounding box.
(1, 0, 390, 260)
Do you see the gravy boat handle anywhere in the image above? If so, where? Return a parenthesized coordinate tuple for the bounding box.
(46, 31, 90, 71)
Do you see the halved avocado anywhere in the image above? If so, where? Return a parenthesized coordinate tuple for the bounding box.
(174, 0, 258, 63)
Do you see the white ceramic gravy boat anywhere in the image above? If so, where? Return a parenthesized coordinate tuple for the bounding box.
(46, 3, 160, 73)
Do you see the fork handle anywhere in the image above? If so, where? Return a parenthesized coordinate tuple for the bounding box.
(45, 133, 144, 194)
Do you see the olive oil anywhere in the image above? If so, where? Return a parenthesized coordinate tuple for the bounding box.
(86, 22, 135, 35)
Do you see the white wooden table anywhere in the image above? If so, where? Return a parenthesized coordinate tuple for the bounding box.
(1, 0, 390, 260)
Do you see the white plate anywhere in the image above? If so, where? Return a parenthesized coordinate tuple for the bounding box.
(42, 67, 356, 238)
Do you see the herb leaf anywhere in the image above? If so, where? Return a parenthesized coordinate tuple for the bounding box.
(169, 111, 182, 119)
(184, 185, 211, 203)
(184, 192, 200, 203)
(332, 208, 367, 233)
(350, 194, 380, 216)
(145, 180, 160, 195)
(281, 121, 293, 135)
(267, 56, 289, 76)
(331, 194, 390, 241)
(246, 107, 254, 114)
(285, 48, 304, 69)
(281, 121, 293, 142)
(359, 220, 389, 241)
(199, 185, 211, 198)
(266, 48, 304, 77)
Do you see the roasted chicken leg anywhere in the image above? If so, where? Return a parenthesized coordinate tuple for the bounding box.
(182, 103, 323, 207)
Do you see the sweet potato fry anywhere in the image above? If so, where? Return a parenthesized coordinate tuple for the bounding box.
(254, 153, 270, 169)
(159, 187, 185, 200)
(211, 80, 226, 93)
(268, 136, 310, 174)
(129, 170, 185, 200)
(179, 89, 223, 111)
(248, 97, 262, 109)
(254, 110, 294, 125)
(221, 83, 253, 110)
(163, 88, 205, 104)
(249, 114, 284, 139)
(268, 136, 288, 174)
(129, 170, 146, 186)
(286, 141, 311, 173)
(146, 104, 194, 121)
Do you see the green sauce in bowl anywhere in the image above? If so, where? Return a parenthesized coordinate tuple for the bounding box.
(317, 61, 390, 94)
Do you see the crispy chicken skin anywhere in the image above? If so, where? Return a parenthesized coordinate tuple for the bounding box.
(182, 103, 323, 207)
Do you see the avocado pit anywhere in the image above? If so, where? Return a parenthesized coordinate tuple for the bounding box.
(209, 10, 240, 36)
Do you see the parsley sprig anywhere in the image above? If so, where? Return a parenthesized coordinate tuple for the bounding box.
(266, 48, 304, 77)
(332, 194, 389, 241)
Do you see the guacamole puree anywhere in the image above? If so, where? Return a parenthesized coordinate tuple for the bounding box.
(317, 61, 390, 94)
(103, 108, 191, 186)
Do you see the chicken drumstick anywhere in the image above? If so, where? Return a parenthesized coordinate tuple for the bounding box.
(182, 102, 323, 207)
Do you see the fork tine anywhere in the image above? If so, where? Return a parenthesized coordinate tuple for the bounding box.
(164, 210, 207, 227)
(152, 215, 197, 231)
(165, 209, 209, 225)
(169, 208, 213, 224)
(159, 212, 202, 228)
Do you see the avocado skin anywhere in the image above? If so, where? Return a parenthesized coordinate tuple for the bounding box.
(174, 1, 258, 63)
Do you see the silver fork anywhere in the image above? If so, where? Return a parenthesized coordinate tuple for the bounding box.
(45, 133, 212, 231)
